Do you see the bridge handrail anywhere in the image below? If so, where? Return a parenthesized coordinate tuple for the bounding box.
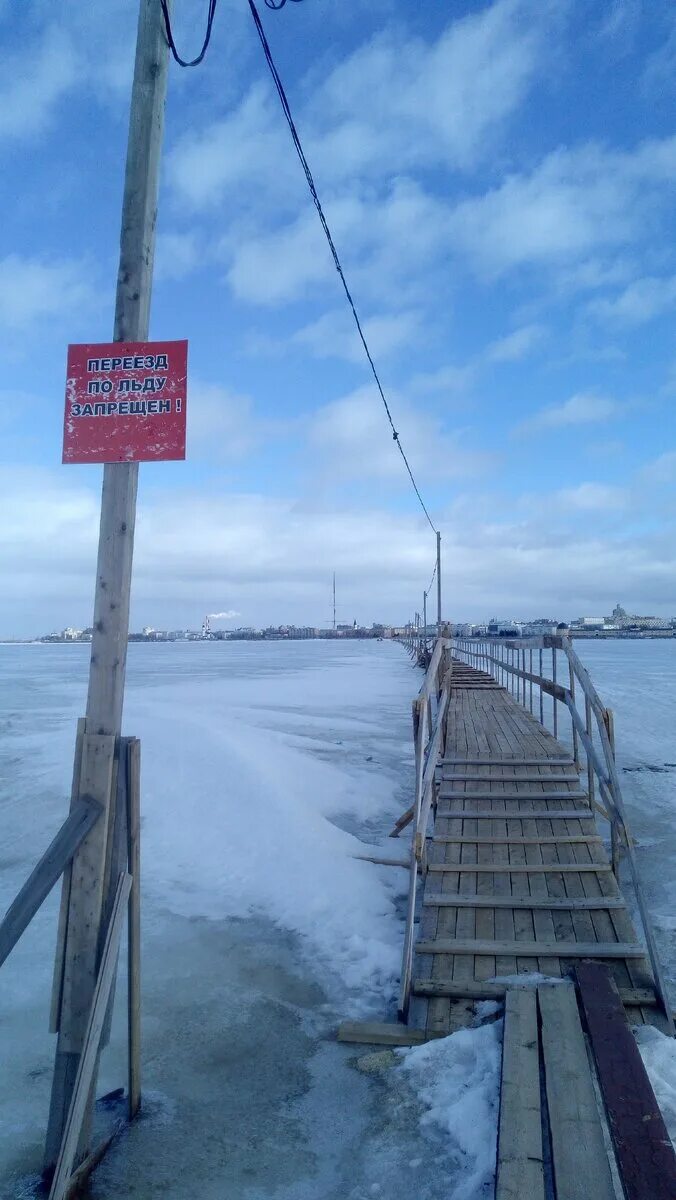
(398, 637, 451, 1019)
(449, 634, 674, 1033)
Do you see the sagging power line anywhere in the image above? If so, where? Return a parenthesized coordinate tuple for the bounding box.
(159, 0, 218, 67)
(248, 0, 438, 535)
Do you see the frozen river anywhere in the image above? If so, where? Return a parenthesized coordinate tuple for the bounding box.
(1, 637, 675, 1198)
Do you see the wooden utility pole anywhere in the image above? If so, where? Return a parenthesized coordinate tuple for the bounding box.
(423, 590, 427, 642)
(45, 0, 170, 1171)
(436, 531, 442, 634)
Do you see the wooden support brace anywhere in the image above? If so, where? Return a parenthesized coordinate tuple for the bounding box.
(48, 873, 132, 1200)
(0, 798, 101, 969)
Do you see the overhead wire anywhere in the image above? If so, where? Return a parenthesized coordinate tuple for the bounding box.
(159, 0, 218, 67)
(426, 560, 437, 596)
(248, 0, 438, 535)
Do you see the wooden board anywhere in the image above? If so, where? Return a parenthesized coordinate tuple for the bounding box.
(57, 733, 117, 1053)
(0, 798, 101, 968)
(337, 1020, 427, 1046)
(427, 863, 613, 874)
(412, 979, 659, 1006)
(49, 873, 132, 1200)
(438, 792, 590, 802)
(496, 988, 544, 1199)
(430, 835, 602, 845)
(442, 774, 581, 783)
(422, 894, 625, 910)
(576, 961, 676, 1200)
(438, 809, 594, 820)
(442, 758, 574, 766)
(538, 983, 615, 1200)
(416, 939, 643, 958)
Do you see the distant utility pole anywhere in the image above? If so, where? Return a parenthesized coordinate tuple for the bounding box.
(333, 572, 336, 631)
(423, 590, 427, 640)
(46, 0, 170, 1169)
(436, 531, 442, 634)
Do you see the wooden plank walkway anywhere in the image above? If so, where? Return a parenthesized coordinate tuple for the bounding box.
(409, 660, 664, 1038)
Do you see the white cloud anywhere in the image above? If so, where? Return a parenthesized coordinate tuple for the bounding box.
(555, 482, 628, 512)
(640, 451, 676, 486)
(2, 465, 676, 637)
(0, 255, 96, 331)
(169, 0, 550, 214)
(588, 275, 676, 325)
(516, 392, 618, 434)
(155, 232, 201, 282)
(292, 308, 424, 364)
(167, 85, 296, 211)
(485, 324, 545, 362)
(410, 363, 475, 396)
(306, 385, 493, 484)
(310, 0, 548, 178)
(0, 29, 77, 142)
(187, 382, 270, 461)
(447, 136, 676, 279)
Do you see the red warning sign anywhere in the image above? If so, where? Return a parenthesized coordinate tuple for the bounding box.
(63, 340, 188, 464)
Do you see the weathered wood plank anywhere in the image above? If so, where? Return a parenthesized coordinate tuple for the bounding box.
(442, 758, 575, 766)
(496, 988, 544, 1200)
(48, 873, 132, 1200)
(412, 979, 659, 1006)
(422, 894, 625, 910)
(126, 738, 141, 1121)
(0, 798, 101, 969)
(439, 791, 590, 802)
(576, 961, 676, 1200)
(57, 734, 117, 1053)
(538, 983, 615, 1200)
(337, 1020, 427, 1046)
(416, 940, 643, 958)
(442, 774, 580, 783)
(50, 718, 87, 1034)
(427, 863, 613, 874)
(438, 809, 594, 820)
(431, 835, 602, 845)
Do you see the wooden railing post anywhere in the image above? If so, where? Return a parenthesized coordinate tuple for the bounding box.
(539, 648, 544, 725)
(604, 708, 621, 877)
(552, 646, 558, 738)
(585, 696, 595, 812)
(568, 649, 580, 769)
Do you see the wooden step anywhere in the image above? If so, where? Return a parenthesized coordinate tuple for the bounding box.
(412, 978, 658, 1007)
(415, 939, 643, 958)
(438, 792, 590, 803)
(538, 983, 615, 1200)
(438, 809, 594, 820)
(430, 834, 602, 845)
(442, 759, 575, 767)
(441, 774, 580, 783)
(423, 894, 623, 910)
(496, 988, 544, 1200)
(427, 863, 612, 874)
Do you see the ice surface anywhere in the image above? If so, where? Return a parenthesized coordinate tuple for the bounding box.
(2, 638, 676, 1198)
(634, 1025, 676, 1145)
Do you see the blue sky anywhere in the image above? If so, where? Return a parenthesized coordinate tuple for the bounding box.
(1, 0, 675, 636)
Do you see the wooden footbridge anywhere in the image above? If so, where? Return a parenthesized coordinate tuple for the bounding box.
(342, 632, 676, 1200)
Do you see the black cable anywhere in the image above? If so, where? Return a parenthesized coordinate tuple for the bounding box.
(264, 0, 304, 8)
(427, 561, 437, 595)
(160, 0, 218, 67)
(248, 0, 438, 535)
